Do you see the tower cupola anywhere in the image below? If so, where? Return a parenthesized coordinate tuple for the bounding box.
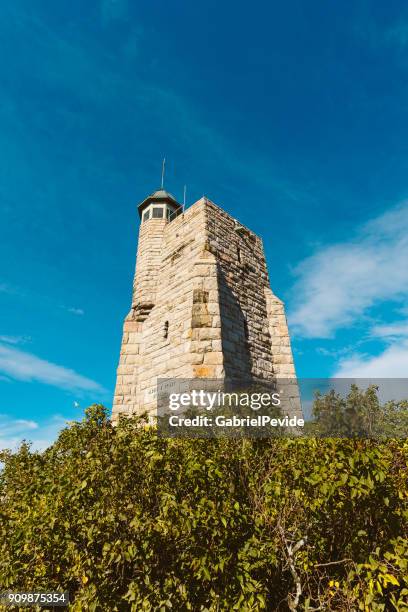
(138, 189, 182, 223)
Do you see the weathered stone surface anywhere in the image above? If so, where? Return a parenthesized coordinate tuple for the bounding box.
(112, 196, 300, 422)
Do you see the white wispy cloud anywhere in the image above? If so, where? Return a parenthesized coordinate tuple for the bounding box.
(335, 317, 408, 378)
(0, 413, 70, 451)
(0, 416, 38, 435)
(370, 320, 408, 339)
(289, 202, 408, 338)
(0, 343, 106, 395)
(0, 335, 31, 345)
(64, 307, 85, 316)
(2, 2, 305, 215)
(0, 280, 84, 318)
(334, 339, 408, 378)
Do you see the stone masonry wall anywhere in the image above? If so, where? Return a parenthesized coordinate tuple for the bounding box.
(206, 201, 272, 381)
(112, 200, 224, 421)
(112, 197, 298, 422)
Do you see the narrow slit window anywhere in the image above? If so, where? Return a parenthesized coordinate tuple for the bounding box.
(164, 321, 169, 339)
(243, 318, 249, 341)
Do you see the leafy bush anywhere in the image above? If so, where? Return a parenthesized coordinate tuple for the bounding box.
(308, 384, 408, 438)
(0, 402, 407, 610)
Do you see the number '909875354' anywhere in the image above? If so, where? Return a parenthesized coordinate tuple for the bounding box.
(0, 592, 69, 607)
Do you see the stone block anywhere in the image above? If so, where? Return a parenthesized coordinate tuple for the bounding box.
(199, 328, 220, 340)
(191, 314, 212, 328)
(193, 365, 216, 378)
(204, 352, 223, 365)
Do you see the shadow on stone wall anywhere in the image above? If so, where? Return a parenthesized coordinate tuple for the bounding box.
(217, 264, 253, 382)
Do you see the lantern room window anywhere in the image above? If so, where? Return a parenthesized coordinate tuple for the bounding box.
(152, 207, 164, 218)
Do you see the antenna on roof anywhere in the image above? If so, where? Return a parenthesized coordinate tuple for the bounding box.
(183, 185, 186, 212)
(161, 157, 166, 189)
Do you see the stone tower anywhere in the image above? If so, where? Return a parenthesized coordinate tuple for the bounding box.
(112, 190, 298, 422)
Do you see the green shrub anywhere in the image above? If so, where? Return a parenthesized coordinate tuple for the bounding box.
(0, 404, 407, 610)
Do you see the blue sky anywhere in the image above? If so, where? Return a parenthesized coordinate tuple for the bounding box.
(1, 0, 408, 448)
